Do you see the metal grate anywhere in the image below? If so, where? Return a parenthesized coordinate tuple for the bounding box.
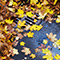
(16, 16, 42, 25)
(0, 3, 42, 25)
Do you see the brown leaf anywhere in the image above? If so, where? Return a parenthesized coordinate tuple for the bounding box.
(0, 15, 3, 21)
(38, 44, 46, 49)
(21, 47, 31, 55)
(12, 22, 16, 27)
(23, 32, 27, 37)
(35, 48, 40, 53)
(46, 32, 57, 42)
(0, 33, 5, 39)
(13, 40, 19, 47)
(18, 33, 23, 39)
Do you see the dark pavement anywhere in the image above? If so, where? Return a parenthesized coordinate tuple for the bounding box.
(12, 20, 60, 60)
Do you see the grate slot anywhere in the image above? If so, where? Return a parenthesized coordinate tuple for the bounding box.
(25, 18, 35, 24)
(16, 17, 42, 25)
(27, 16, 34, 20)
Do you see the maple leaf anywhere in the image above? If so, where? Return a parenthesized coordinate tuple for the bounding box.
(5, 19, 13, 24)
(17, 20, 26, 29)
(54, 54, 60, 60)
(18, 33, 23, 39)
(43, 39, 48, 44)
(26, 11, 34, 17)
(38, 44, 46, 49)
(21, 47, 31, 55)
(13, 40, 19, 47)
(12, 48, 19, 56)
(42, 48, 51, 54)
(35, 48, 40, 53)
(43, 54, 53, 60)
(20, 41, 25, 46)
(16, 9, 24, 15)
(46, 32, 57, 42)
(27, 31, 34, 38)
(30, 54, 36, 59)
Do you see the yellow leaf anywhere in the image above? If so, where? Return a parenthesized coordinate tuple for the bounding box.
(13, 2, 17, 6)
(37, 3, 42, 8)
(31, 7, 35, 11)
(20, 41, 25, 46)
(30, 54, 36, 59)
(53, 0, 57, 5)
(45, 9, 50, 13)
(43, 39, 48, 44)
(27, 31, 34, 38)
(56, 15, 60, 23)
(7, 40, 10, 43)
(54, 54, 60, 59)
(1, 56, 6, 59)
(18, 14, 24, 18)
(34, 19, 37, 23)
(16, 9, 24, 15)
(43, 55, 53, 60)
(49, 10, 54, 14)
(42, 48, 50, 54)
(26, 11, 34, 17)
(17, 20, 26, 29)
(5, 19, 13, 24)
(30, 0, 38, 4)
(56, 39, 60, 46)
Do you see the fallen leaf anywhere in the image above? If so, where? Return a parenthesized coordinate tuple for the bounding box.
(23, 33, 27, 37)
(13, 40, 19, 46)
(18, 33, 23, 39)
(30, 54, 36, 59)
(35, 48, 40, 53)
(20, 41, 25, 46)
(46, 32, 57, 42)
(21, 47, 31, 55)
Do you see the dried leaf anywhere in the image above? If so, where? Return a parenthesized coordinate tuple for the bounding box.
(35, 48, 40, 53)
(0, 15, 3, 21)
(30, 54, 36, 59)
(18, 33, 23, 39)
(13, 40, 19, 46)
(23, 32, 27, 37)
(46, 32, 57, 42)
(21, 47, 31, 55)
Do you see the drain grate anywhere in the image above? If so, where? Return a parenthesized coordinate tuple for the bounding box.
(0, 3, 42, 25)
(16, 16, 42, 25)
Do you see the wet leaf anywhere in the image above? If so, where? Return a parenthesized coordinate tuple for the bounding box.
(21, 47, 31, 55)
